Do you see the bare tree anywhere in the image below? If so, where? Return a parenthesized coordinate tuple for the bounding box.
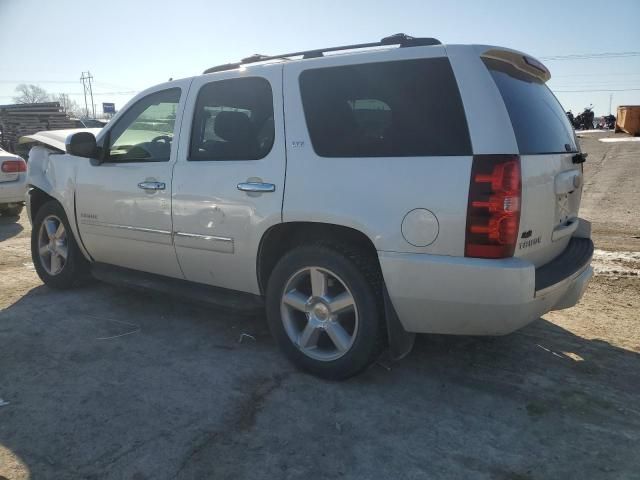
(13, 84, 50, 104)
(52, 93, 83, 117)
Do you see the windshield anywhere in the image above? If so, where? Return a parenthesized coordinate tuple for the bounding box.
(483, 57, 578, 154)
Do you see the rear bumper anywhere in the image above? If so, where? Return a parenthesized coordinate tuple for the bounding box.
(0, 179, 26, 204)
(379, 236, 593, 335)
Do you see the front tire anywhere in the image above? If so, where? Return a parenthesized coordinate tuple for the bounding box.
(266, 244, 386, 380)
(31, 200, 88, 289)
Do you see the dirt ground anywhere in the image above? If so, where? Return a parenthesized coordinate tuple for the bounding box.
(1, 132, 639, 480)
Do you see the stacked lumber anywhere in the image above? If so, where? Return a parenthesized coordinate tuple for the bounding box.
(0, 102, 77, 153)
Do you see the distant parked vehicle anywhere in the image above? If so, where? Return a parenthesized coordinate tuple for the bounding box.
(0, 147, 27, 217)
(573, 106, 595, 130)
(71, 118, 107, 128)
(596, 114, 616, 130)
(566, 110, 575, 127)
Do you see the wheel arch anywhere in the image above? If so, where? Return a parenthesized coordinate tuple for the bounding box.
(27, 185, 92, 262)
(27, 186, 56, 224)
(257, 221, 380, 295)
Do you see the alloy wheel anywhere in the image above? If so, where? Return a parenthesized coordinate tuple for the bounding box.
(280, 266, 359, 361)
(37, 215, 68, 276)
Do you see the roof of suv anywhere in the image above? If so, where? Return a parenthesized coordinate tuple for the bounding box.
(202, 33, 442, 74)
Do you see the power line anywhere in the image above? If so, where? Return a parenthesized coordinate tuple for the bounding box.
(0, 80, 80, 84)
(552, 87, 640, 92)
(0, 91, 138, 99)
(93, 81, 139, 90)
(540, 51, 640, 61)
(553, 71, 640, 77)
(550, 81, 640, 87)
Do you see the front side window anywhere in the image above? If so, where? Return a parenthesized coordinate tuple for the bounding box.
(107, 88, 181, 163)
(299, 58, 471, 158)
(190, 77, 274, 161)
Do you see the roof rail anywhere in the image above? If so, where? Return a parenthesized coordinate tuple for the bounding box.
(203, 33, 441, 74)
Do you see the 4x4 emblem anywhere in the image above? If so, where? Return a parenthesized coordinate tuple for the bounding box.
(521, 230, 532, 239)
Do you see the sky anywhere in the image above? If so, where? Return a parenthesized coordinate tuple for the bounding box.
(1, 0, 639, 116)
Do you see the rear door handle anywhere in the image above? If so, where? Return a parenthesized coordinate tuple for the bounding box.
(138, 181, 166, 191)
(237, 182, 276, 193)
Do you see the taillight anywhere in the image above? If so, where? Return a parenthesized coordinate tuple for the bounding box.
(1, 159, 27, 173)
(465, 155, 521, 259)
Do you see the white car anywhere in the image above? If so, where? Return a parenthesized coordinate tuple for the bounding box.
(25, 34, 593, 379)
(0, 146, 27, 217)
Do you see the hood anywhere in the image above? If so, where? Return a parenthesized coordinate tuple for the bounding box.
(18, 128, 102, 152)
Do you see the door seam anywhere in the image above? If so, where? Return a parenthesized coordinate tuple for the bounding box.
(170, 77, 195, 279)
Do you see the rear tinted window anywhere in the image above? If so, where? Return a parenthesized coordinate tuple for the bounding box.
(299, 58, 471, 157)
(483, 57, 577, 154)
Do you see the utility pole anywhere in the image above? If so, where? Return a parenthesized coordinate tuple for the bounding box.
(80, 72, 89, 117)
(609, 93, 613, 116)
(80, 71, 96, 118)
(88, 71, 95, 118)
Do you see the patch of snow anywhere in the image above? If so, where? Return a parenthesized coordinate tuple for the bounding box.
(598, 137, 640, 143)
(576, 129, 611, 134)
(592, 249, 640, 277)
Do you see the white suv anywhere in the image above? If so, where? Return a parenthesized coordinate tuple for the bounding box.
(26, 34, 593, 379)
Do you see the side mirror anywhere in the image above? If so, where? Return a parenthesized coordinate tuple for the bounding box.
(66, 132, 98, 158)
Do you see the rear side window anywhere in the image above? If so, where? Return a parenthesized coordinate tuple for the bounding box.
(190, 77, 274, 161)
(482, 57, 578, 154)
(299, 58, 471, 157)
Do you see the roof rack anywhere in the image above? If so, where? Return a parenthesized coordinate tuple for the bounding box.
(203, 33, 441, 74)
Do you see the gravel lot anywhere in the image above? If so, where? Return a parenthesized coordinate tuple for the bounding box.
(1, 132, 639, 480)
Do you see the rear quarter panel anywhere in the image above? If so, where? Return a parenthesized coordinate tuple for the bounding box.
(282, 46, 472, 256)
(445, 45, 518, 155)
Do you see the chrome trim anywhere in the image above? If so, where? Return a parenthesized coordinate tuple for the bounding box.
(137, 181, 166, 191)
(237, 182, 276, 193)
(79, 220, 171, 236)
(173, 232, 233, 243)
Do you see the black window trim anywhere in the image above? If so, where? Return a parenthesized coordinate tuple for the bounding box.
(102, 87, 182, 164)
(187, 76, 275, 162)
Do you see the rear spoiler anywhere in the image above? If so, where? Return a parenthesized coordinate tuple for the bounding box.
(481, 48, 551, 82)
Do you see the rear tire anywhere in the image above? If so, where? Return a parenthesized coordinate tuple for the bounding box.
(0, 204, 23, 217)
(266, 243, 386, 380)
(31, 200, 89, 289)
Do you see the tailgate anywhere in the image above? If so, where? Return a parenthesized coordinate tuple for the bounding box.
(519, 153, 583, 266)
(481, 50, 583, 267)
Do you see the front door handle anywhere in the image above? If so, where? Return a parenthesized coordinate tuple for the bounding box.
(237, 182, 276, 193)
(138, 181, 166, 191)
